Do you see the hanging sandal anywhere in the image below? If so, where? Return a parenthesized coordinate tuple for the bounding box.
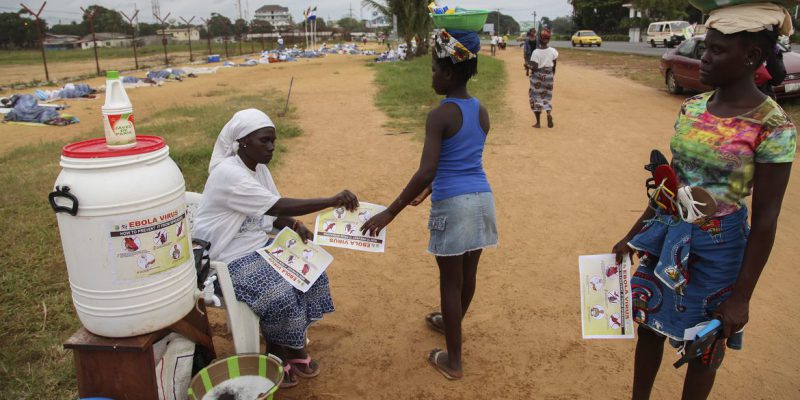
(649, 165, 679, 215)
(286, 356, 321, 379)
(676, 186, 718, 223)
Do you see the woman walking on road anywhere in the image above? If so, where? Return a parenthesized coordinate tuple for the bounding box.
(529, 28, 558, 128)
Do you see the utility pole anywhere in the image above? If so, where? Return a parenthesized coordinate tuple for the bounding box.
(20, 1, 49, 82)
(121, 10, 141, 69)
(496, 8, 500, 35)
(81, 6, 101, 75)
(533, 11, 537, 31)
(349, 2, 353, 18)
(180, 16, 195, 62)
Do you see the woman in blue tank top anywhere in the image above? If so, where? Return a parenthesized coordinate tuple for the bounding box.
(361, 30, 498, 380)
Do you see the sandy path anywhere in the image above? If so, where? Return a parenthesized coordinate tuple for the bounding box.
(3, 45, 797, 398)
(262, 48, 800, 399)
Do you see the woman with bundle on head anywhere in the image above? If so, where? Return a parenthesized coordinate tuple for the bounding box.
(361, 29, 497, 380)
(612, 2, 796, 399)
(529, 28, 558, 128)
(193, 109, 359, 388)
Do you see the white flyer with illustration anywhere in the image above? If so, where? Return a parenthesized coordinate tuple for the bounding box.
(257, 227, 333, 293)
(313, 202, 387, 253)
(579, 254, 634, 339)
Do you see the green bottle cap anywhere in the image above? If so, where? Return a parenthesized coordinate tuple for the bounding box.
(106, 70, 120, 79)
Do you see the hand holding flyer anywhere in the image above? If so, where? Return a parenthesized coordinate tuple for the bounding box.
(257, 227, 333, 293)
(313, 202, 387, 252)
(579, 254, 634, 339)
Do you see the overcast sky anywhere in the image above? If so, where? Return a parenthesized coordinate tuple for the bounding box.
(1, 0, 572, 25)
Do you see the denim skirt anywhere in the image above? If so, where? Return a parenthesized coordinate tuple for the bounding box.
(428, 192, 498, 256)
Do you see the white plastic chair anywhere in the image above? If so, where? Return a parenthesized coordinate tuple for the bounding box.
(185, 191, 261, 355)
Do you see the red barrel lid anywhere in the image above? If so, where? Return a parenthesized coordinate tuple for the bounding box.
(62, 135, 166, 158)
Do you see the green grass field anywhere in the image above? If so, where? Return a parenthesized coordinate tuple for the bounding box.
(0, 89, 299, 399)
(372, 55, 508, 136)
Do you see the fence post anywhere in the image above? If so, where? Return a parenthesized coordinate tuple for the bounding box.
(180, 16, 195, 62)
(154, 12, 172, 66)
(80, 6, 101, 76)
(20, 1, 49, 82)
(121, 10, 140, 70)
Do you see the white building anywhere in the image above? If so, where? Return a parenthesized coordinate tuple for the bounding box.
(157, 27, 201, 42)
(622, 3, 644, 43)
(254, 5, 291, 27)
(79, 33, 132, 50)
(365, 11, 391, 29)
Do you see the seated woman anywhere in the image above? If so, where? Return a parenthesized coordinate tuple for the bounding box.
(193, 109, 359, 388)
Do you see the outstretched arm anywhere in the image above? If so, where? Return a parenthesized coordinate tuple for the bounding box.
(716, 162, 792, 337)
(361, 107, 447, 236)
(267, 190, 359, 217)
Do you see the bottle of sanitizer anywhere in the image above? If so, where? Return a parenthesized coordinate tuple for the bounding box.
(102, 71, 137, 149)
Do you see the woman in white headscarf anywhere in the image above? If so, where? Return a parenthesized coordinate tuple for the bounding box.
(613, 3, 796, 399)
(194, 109, 359, 388)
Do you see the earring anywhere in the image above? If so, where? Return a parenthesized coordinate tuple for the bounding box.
(242, 144, 247, 148)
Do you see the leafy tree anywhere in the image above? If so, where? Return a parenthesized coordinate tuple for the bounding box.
(632, 0, 688, 20)
(137, 22, 162, 36)
(487, 11, 521, 35)
(207, 13, 233, 38)
(337, 17, 364, 32)
(50, 21, 86, 36)
(234, 18, 248, 39)
(551, 16, 576, 35)
(363, 0, 432, 57)
(81, 5, 127, 33)
(0, 11, 41, 48)
(250, 19, 273, 34)
(568, 0, 628, 34)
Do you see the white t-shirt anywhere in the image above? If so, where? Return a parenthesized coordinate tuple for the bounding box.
(193, 156, 281, 264)
(530, 47, 559, 68)
(277, 37, 284, 45)
(491, 36, 498, 45)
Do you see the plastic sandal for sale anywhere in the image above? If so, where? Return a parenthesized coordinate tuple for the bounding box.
(676, 186, 718, 223)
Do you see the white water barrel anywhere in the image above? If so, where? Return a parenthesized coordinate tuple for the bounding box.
(50, 136, 196, 337)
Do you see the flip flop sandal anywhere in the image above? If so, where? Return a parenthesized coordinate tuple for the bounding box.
(651, 165, 679, 215)
(279, 364, 299, 389)
(427, 349, 462, 380)
(676, 186, 718, 223)
(286, 356, 321, 379)
(425, 312, 446, 335)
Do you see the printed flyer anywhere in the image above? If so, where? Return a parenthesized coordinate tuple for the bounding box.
(579, 254, 634, 339)
(257, 227, 334, 293)
(109, 207, 191, 281)
(313, 202, 387, 253)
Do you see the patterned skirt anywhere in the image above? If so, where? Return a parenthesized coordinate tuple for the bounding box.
(228, 251, 335, 349)
(529, 67, 555, 112)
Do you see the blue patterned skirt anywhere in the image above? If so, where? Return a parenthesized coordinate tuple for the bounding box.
(628, 207, 749, 341)
(227, 251, 334, 348)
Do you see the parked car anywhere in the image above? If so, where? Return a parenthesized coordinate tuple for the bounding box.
(571, 30, 602, 47)
(646, 21, 691, 48)
(660, 35, 800, 99)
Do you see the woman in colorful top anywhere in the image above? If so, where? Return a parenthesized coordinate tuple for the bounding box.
(612, 4, 796, 399)
(529, 29, 558, 128)
(361, 30, 497, 380)
(194, 109, 359, 388)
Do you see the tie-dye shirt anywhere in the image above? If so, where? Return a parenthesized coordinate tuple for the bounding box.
(670, 92, 797, 217)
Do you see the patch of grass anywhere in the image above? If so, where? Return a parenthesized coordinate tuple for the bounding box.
(558, 48, 664, 90)
(0, 43, 246, 66)
(0, 94, 300, 399)
(373, 56, 507, 136)
(558, 48, 800, 123)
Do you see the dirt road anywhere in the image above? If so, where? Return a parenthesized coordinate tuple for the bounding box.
(4, 46, 798, 399)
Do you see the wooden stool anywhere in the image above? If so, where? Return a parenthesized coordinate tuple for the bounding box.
(64, 304, 216, 400)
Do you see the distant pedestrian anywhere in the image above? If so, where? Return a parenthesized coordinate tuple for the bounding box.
(529, 28, 558, 128)
(523, 28, 538, 76)
(277, 35, 284, 51)
(490, 33, 498, 56)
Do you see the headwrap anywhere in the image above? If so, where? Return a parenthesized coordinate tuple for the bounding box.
(209, 108, 274, 173)
(705, 2, 794, 36)
(434, 29, 479, 63)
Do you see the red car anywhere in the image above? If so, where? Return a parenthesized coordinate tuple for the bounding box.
(660, 35, 800, 99)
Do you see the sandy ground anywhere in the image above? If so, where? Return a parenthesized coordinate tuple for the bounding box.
(3, 47, 799, 399)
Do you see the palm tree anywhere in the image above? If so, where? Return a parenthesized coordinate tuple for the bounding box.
(362, 0, 432, 57)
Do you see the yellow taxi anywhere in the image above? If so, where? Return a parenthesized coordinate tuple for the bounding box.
(571, 30, 602, 47)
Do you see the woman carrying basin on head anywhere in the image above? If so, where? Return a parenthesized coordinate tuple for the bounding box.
(612, 3, 796, 399)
